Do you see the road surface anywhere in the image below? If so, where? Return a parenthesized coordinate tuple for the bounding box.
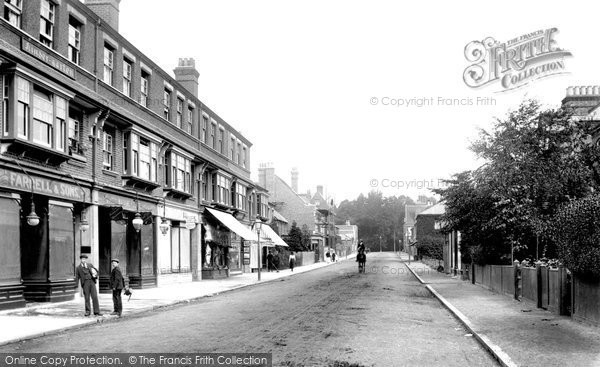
(1, 253, 496, 366)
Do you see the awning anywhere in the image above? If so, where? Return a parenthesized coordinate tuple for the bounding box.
(205, 208, 257, 240)
(246, 224, 289, 247)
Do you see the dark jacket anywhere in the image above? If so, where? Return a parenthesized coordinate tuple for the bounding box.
(110, 266, 125, 290)
(75, 263, 98, 286)
(357, 253, 366, 263)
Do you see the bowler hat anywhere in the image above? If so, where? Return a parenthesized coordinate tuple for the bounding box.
(111, 258, 119, 263)
(80, 254, 88, 259)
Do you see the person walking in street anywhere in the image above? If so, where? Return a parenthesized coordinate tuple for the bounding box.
(332, 252, 336, 262)
(109, 258, 125, 317)
(273, 250, 280, 272)
(267, 250, 274, 272)
(326, 251, 331, 263)
(289, 251, 296, 272)
(75, 254, 102, 316)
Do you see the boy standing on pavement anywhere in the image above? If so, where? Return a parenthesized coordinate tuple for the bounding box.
(109, 259, 125, 317)
(75, 254, 102, 316)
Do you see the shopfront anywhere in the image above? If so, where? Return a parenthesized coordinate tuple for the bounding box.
(0, 166, 90, 308)
(96, 191, 156, 291)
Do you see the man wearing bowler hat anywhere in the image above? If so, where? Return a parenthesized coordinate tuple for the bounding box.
(109, 258, 125, 317)
(75, 254, 101, 316)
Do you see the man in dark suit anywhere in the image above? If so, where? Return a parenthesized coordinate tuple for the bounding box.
(75, 254, 101, 316)
(109, 258, 125, 317)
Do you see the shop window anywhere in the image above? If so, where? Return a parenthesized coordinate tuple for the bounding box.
(4, 0, 22, 28)
(68, 17, 82, 65)
(40, 0, 55, 48)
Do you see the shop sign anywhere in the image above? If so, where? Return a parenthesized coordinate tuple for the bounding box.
(0, 168, 85, 201)
(22, 39, 76, 79)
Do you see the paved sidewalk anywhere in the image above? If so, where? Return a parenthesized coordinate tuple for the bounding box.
(402, 254, 600, 367)
(0, 256, 354, 347)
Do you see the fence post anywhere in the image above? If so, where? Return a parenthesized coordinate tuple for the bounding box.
(536, 264, 542, 308)
(471, 263, 475, 284)
(513, 260, 521, 301)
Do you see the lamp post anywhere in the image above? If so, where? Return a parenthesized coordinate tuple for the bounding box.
(159, 196, 170, 235)
(379, 235, 382, 253)
(253, 217, 263, 281)
(132, 191, 143, 232)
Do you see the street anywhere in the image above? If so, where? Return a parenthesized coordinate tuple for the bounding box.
(1, 253, 496, 366)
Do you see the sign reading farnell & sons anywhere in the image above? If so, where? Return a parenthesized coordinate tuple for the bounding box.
(21, 39, 76, 79)
(0, 168, 85, 201)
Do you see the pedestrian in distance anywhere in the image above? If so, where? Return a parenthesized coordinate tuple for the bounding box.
(289, 251, 296, 272)
(332, 252, 336, 262)
(75, 254, 102, 316)
(109, 258, 125, 317)
(273, 250, 280, 273)
(267, 250, 274, 272)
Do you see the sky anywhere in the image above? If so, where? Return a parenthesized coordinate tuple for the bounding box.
(118, 0, 598, 203)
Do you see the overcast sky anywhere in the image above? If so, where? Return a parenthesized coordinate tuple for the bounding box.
(119, 0, 597, 203)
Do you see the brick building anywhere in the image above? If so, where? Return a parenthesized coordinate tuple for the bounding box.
(0, 0, 265, 310)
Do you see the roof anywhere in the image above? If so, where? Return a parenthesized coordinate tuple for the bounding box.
(417, 202, 446, 217)
(272, 210, 288, 224)
(404, 204, 430, 225)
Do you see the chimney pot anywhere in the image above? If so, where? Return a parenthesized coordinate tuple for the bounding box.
(174, 58, 200, 98)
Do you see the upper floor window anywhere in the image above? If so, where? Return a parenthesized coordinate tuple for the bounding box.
(213, 174, 230, 205)
(242, 145, 247, 169)
(230, 136, 235, 160)
(140, 71, 149, 107)
(234, 182, 247, 211)
(68, 112, 81, 154)
(201, 170, 209, 201)
(163, 89, 171, 120)
(4, 0, 22, 28)
(68, 17, 82, 65)
(176, 98, 183, 129)
(167, 151, 192, 193)
(3, 75, 70, 154)
(39, 0, 55, 48)
(103, 45, 114, 85)
(201, 115, 208, 143)
(236, 141, 242, 165)
(217, 128, 224, 154)
(102, 129, 114, 170)
(210, 122, 216, 149)
(3, 76, 9, 136)
(123, 58, 133, 98)
(187, 106, 193, 135)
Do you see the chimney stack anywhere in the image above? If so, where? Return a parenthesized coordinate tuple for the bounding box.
(85, 0, 121, 31)
(174, 58, 200, 98)
(291, 167, 299, 193)
(258, 163, 275, 196)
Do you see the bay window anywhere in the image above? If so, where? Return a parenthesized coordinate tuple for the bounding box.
(213, 174, 230, 206)
(166, 151, 192, 194)
(2, 75, 71, 156)
(123, 132, 158, 183)
(234, 182, 247, 211)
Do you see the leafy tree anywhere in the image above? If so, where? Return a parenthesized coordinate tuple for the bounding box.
(550, 194, 600, 279)
(437, 99, 600, 264)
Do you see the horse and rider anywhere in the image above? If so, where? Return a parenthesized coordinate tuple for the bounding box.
(356, 240, 367, 273)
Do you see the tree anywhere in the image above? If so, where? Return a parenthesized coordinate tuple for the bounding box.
(437, 99, 600, 264)
(550, 194, 600, 279)
(301, 224, 312, 250)
(286, 221, 306, 252)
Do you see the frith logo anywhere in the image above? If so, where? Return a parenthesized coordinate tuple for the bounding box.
(463, 28, 572, 92)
